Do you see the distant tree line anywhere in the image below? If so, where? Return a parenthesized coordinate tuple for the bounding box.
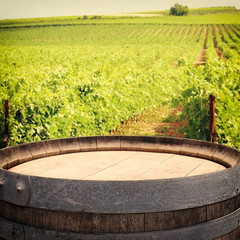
(170, 3, 189, 16)
(78, 15, 102, 20)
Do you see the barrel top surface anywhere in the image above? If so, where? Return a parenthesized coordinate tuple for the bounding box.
(9, 151, 225, 181)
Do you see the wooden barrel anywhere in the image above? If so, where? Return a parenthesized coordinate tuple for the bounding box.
(0, 136, 240, 240)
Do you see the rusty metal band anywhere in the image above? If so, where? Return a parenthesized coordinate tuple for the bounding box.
(0, 194, 240, 234)
(1, 210, 240, 240)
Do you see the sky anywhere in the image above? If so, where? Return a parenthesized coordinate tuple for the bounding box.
(0, 0, 240, 20)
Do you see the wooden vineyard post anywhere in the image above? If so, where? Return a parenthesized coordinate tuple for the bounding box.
(4, 100, 9, 147)
(209, 95, 216, 143)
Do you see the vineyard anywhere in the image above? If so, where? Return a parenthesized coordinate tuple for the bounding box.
(0, 16, 240, 148)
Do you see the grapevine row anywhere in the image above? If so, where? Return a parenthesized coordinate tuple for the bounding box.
(0, 23, 239, 149)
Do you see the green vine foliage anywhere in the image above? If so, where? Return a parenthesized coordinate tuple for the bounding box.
(0, 23, 239, 149)
(176, 59, 240, 149)
(0, 44, 184, 146)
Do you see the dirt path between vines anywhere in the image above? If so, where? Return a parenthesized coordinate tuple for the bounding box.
(160, 28, 167, 36)
(178, 26, 186, 37)
(194, 26, 208, 66)
(184, 26, 191, 40)
(110, 105, 187, 138)
(154, 28, 162, 37)
(172, 27, 180, 37)
(216, 25, 223, 40)
(211, 25, 224, 59)
(191, 26, 198, 40)
(196, 26, 203, 43)
(166, 27, 174, 37)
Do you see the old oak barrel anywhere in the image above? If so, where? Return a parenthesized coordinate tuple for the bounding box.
(0, 136, 240, 239)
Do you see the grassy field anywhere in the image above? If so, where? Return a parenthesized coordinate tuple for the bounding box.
(0, 9, 240, 148)
(0, 7, 240, 28)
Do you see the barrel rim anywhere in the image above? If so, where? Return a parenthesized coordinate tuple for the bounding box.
(0, 136, 239, 213)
